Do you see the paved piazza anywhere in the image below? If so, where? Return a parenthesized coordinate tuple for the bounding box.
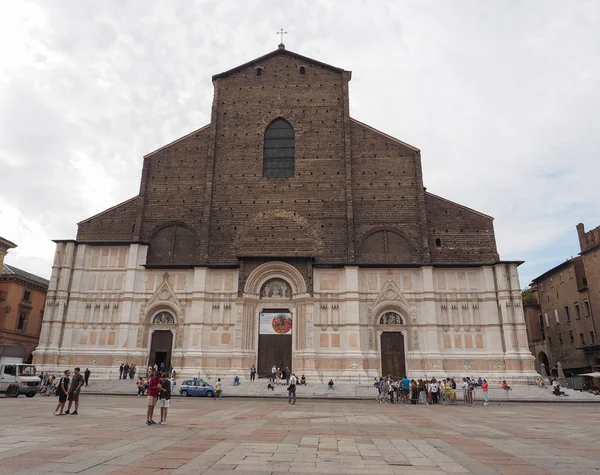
(1, 396, 599, 475)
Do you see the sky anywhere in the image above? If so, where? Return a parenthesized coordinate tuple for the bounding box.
(0, 0, 598, 287)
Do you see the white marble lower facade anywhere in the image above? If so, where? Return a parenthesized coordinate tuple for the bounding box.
(33, 242, 536, 380)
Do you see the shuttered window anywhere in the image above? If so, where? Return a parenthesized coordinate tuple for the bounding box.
(263, 119, 294, 177)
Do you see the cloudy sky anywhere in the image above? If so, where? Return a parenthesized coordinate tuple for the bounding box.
(0, 1, 598, 287)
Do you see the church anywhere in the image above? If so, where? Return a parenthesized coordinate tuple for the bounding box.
(34, 45, 536, 380)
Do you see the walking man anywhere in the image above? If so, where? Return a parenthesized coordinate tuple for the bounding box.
(288, 373, 297, 404)
(64, 367, 84, 415)
(54, 369, 70, 416)
(250, 365, 256, 382)
(146, 370, 160, 425)
(214, 378, 222, 400)
(84, 368, 91, 386)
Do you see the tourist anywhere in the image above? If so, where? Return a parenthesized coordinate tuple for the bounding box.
(137, 377, 145, 396)
(501, 380, 511, 391)
(214, 378, 222, 400)
(84, 368, 91, 386)
(378, 377, 389, 404)
(233, 375, 240, 386)
(467, 379, 475, 405)
(450, 378, 457, 390)
(54, 370, 70, 416)
(119, 363, 124, 379)
(285, 366, 291, 384)
(328, 379, 334, 390)
(130, 364, 136, 380)
(417, 379, 426, 404)
(477, 377, 483, 387)
(401, 375, 410, 404)
(271, 365, 277, 383)
(250, 365, 256, 382)
(288, 373, 297, 404)
(482, 379, 489, 406)
(64, 367, 84, 415)
(158, 373, 171, 425)
(124, 363, 130, 381)
(300, 375, 306, 385)
(276, 368, 281, 385)
(430, 378, 439, 404)
(146, 370, 160, 425)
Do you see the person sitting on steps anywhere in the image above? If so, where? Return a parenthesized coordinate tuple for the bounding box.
(328, 379, 334, 390)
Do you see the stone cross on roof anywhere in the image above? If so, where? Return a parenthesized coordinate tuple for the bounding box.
(277, 28, 287, 47)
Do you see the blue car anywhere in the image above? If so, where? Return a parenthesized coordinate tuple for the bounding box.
(179, 378, 215, 397)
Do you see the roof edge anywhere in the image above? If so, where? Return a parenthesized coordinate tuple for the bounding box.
(350, 118, 420, 152)
(144, 124, 211, 159)
(425, 191, 494, 220)
(77, 196, 140, 226)
(212, 48, 347, 80)
(531, 257, 579, 284)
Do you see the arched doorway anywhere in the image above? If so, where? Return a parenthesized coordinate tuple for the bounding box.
(379, 312, 406, 378)
(537, 351, 550, 376)
(148, 311, 175, 373)
(257, 279, 293, 378)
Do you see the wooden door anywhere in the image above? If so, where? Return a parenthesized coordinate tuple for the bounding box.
(258, 334, 292, 378)
(149, 330, 173, 370)
(380, 332, 406, 378)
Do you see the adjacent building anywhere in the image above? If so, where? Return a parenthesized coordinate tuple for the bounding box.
(0, 263, 50, 362)
(527, 223, 600, 377)
(33, 45, 535, 380)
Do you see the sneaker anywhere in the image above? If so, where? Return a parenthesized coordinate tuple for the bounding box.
(71, 411, 78, 415)
(160, 421, 166, 425)
(146, 420, 152, 425)
(64, 410, 70, 415)
(54, 412, 61, 416)
(150, 420, 157, 425)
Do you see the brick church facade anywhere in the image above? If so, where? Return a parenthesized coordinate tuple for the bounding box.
(34, 46, 535, 379)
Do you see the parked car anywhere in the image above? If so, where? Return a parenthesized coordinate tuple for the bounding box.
(179, 378, 215, 397)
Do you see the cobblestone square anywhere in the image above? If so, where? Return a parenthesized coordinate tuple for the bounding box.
(1, 395, 599, 474)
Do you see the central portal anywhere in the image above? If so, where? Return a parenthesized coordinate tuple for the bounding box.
(257, 309, 293, 378)
(380, 331, 406, 378)
(148, 330, 173, 373)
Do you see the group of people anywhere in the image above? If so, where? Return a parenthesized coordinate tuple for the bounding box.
(144, 371, 172, 425)
(53, 367, 86, 415)
(41, 368, 91, 397)
(374, 375, 491, 406)
(118, 363, 137, 380)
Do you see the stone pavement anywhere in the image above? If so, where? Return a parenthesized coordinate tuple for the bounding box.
(1, 396, 600, 475)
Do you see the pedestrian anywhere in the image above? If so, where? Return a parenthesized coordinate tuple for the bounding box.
(285, 366, 290, 384)
(129, 364, 136, 380)
(146, 371, 160, 425)
(288, 373, 297, 404)
(64, 367, 84, 415)
(137, 377, 145, 396)
(401, 375, 410, 404)
(378, 377, 389, 404)
(54, 369, 70, 416)
(158, 373, 171, 424)
(214, 378, 222, 400)
(123, 363, 130, 380)
(250, 365, 256, 382)
(119, 363, 124, 379)
(482, 379, 489, 406)
(271, 364, 276, 383)
(431, 378, 439, 404)
(84, 368, 91, 386)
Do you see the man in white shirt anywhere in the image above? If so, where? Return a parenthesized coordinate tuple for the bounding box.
(431, 380, 439, 405)
(288, 373, 297, 405)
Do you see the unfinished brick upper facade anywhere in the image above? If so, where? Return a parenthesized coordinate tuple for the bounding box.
(35, 47, 534, 380)
(77, 47, 499, 272)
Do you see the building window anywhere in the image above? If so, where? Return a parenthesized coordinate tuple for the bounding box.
(23, 290, 31, 302)
(558, 333, 563, 344)
(17, 312, 28, 331)
(569, 330, 574, 343)
(435, 238, 442, 247)
(263, 118, 295, 177)
(299, 66, 306, 74)
(256, 67, 262, 77)
(580, 333, 585, 345)
(544, 313, 549, 327)
(554, 308, 559, 323)
(564, 305, 570, 321)
(575, 302, 581, 318)
(583, 299, 591, 316)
